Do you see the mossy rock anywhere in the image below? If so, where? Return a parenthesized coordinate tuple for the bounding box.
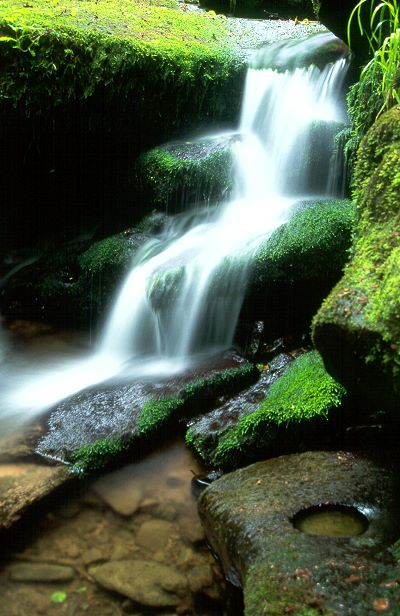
(187, 351, 346, 470)
(253, 198, 356, 286)
(312, 106, 400, 416)
(0, 0, 244, 247)
(135, 136, 235, 213)
(36, 355, 258, 472)
(198, 451, 400, 615)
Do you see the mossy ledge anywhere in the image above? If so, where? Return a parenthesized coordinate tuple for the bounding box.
(0, 0, 244, 246)
(186, 351, 346, 470)
(67, 363, 258, 474)
(312, 106, 400, 416)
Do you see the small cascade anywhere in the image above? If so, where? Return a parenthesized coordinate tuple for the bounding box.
(0, 31, 350, 418)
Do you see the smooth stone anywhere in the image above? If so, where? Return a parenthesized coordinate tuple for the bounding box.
(92, 559, 188, 607)
(91, 474, 142, 517)
(186, 564, 214, 593)
(82, 547, 106, 565)
(8, 562, 75, 582)
(136, 519, 176, 551)
(179, 516, 205, 544)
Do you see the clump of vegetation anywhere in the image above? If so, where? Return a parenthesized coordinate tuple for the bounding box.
(181, 363, 258, 406)
(138, 397, 185, 434)
(345, 0, 400, 169)
(69, 436, 128, 474)
(0, 0, 242, 133)
(201, 351, 346, 469)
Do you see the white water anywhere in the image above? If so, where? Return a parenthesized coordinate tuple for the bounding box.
(0, 33, 349, 425)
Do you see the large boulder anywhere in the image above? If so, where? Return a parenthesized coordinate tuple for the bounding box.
(198, 451, 400, 615)
(312, 106, 400, 416)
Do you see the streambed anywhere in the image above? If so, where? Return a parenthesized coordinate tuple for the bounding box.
(0, 324, 238, 615)
(0, 440, 232, 616)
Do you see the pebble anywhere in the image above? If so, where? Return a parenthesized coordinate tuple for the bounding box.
(92, 477, 142, 517)
(8, 562, 75, 582)
(136, 519, 176, 551)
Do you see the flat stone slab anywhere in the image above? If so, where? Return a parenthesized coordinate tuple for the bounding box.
(0, 461, 69, 530)
(198, 451, 400, 615)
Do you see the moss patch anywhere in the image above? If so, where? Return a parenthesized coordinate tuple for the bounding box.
(0, 0, 239, 110)
(253, 199, 356, 285)
(195, 351, 346, 469)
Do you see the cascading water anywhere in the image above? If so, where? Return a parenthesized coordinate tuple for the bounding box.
(0, 32, 349, 422)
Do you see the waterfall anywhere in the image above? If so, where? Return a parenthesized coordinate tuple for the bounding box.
(0, 32, 350, 419)
(98, 32, 349, 367)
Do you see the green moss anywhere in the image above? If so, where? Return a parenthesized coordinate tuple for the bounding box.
(138, 397, 185, 434)
(343, 63, 385, 177)
(147, 266, 185, 310)
(253, 199, 356, 285)
(182, 363, 258, 403)
(69, 436, 127, 474)
(67, 365, 256, 473)
(0, 0, 237, 103)
(211, 351, 346, 469)
(136, 139, 233, 211)
(79, 232, 137, 275)
(313, 107, 400, 395)
(244, 562, 334, 616)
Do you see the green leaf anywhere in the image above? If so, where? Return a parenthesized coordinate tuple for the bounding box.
(50, 591, 67, 604)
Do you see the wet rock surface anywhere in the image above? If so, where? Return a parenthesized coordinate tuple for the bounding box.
(185, 353, 293, 464)
(0, 441, 227, 616)
(35, 350, 256, 464)
(198, 450, 400, 615)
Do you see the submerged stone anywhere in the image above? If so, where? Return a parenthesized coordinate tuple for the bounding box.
(198, 451, 400, 615)
(8, 563, 75, 582)
(92, 559, 188, 607)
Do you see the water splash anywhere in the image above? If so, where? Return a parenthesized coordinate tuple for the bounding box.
(0, 32, 350, 424)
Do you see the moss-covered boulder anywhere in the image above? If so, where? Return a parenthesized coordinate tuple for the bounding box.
(237, 198, 356, 342)
(186, 351, 346, 470)
(1, 214, 167, 328)
(0, 0, 244, 247)
(198, 451, 400, 615)
(135, 136, 235, 213)
(312, 106, 400, 416)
